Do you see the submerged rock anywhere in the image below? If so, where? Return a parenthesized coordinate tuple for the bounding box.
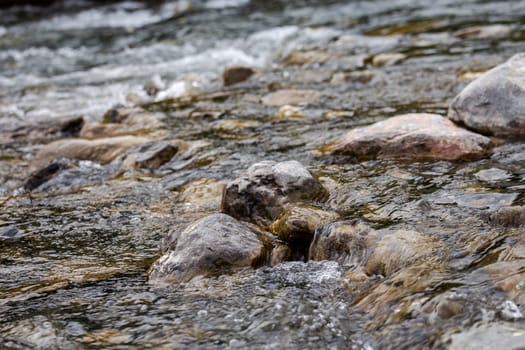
(320, 113, 491, 161)
(32, 136, 149, 169)
(449, 53, 525, 137)
(149, 213, 266, 284)
(221, 160, 327, 226)
(270, 205, 339, 246)
(0, 116, 84, 143)
(23, 160, 69, 192)
(0, 225, 22, 240)
(261, 89, 321, 106)
(121, 141, 178, 170)
(488, 206, 525, 227)
(446, 322, 525, 350)
(223, 66, 255, 86)
(453, 24, 514, 39)
(370, 52, 406, 66)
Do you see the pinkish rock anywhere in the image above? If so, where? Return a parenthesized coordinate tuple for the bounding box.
(320, 113, 491, 161)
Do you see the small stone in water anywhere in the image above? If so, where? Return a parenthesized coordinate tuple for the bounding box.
(223, 66, 255, 86)
(0, 225, 22, 239)
(475, 168, 512, 182)
(500, 300, 524, 321)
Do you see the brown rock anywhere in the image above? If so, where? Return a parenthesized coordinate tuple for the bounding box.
(32, 136, 149, 169)
(121, 141, 178, 170)
(261, 89, 321, 106)
(371, 52, 406, 67)
(320, 113, 491, 161)
(282, 50, 334, 65)
(223, 66, 255, 86)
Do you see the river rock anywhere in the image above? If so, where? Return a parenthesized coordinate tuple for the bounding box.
(32, 136, 150, 169)
(448, 53, 525, 137)
(446, 322, 525, 350)
(148, 213, 266, 284)
(309, 221, 378, 268)
(365, 229, 442, 277)
(0, 225, 22, 240)
(320, 113, 491, 161)
(261, 89, 321, 106)
(221, 160, 327, 226)
(269, 205, 339, 246)
(453, 24, 514, 39)
(1, 116, 84, 143)
(282, 50, 334, 65)
(121, 141, 178, 170)
(371, 52, 406, 66)
(223, 66, 255, 86)
(488, 206, 525, 227)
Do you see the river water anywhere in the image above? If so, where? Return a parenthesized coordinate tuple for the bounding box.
(1, 0, 524, 349)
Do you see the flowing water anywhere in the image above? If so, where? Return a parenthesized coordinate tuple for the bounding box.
(1, 0, 525, 349)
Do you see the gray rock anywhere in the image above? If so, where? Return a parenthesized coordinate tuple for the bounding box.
(149, 214, 266, 284)
(0, 225, 22, 239)
(124, 141, 178, 170)
(221, 160, 327, 226)
(446, 322, 525, 350)
(449, 53, 525, 137)
(489, 206, 525, 227)
(320, 113, 491, 161)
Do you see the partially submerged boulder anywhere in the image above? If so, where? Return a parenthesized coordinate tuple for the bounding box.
(148, 213, 266, 284)
(320, 113, 491, 161)
(221, 160, 327, 226)
(223, 66, 255, 86)
(449, 53, 525, 137)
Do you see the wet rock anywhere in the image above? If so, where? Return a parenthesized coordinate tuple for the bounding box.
(148, 213, 266, 284)
(270, 242, 294, 266)
(453, 24, 514, 39)
(482, 260, 525, 305)
(32, 136, 150, 169)
(370, 52, 406, 67)
(221, 160, 327, 226)
(282, 50, 334, 65)
(23, 160, 69, 192)
(446, 322, 525, 350)
(178, 178, 225, 211)
(331, 70, 374, 85)
(81, 111, 165, 139)
(223, 66, 255, 86)
(143, 75, 165, 96)
(261, 89, 321, 106)
(309, 221, 377, 268)
(269, 205, 339, 246)
(121, 141, 178, 170)
(0, 225, 22, 239)
(488, 206, 525, 227)
(273, 105, 304, 121)
(422, 293, 464, 321)
(102, 105, 137, 124)
(449, 53, 525, 137)
(499, 300, 524, 321)
(320, 113, 491, 161)
(0, 116, 84, 143)
(365, 230, 442, 277)
(431, 191, 518, 210)
(474, 168, 512, 182)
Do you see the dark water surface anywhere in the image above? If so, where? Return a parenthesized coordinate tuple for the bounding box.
(1, 0, 524, 349)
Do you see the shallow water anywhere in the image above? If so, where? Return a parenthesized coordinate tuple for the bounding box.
(1, 0, 524, 349)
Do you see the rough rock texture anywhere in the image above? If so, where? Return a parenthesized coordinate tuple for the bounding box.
(261, 89, 321, 106)
(269, 205, 339, 245)
(449, 53, 525, 137)
(32, 136, 149, 169)
(149, 214, 265, 284)
(308, 221, 378, 268)
(221, 160, 327, 226)
(0, 116, 84, 144)
(121, 141, 178, 170)
(320, 113, 491, 160)
(446, 322, 525, 350)
(223, 66, 255, 86)
(488, 206, 525, 227)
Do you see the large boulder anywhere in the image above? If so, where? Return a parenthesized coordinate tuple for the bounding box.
(221, 160, 327, 226)
(149, 213, 266, 284)
(449, 53, 525, 137)
(320, 113, 491, 161)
